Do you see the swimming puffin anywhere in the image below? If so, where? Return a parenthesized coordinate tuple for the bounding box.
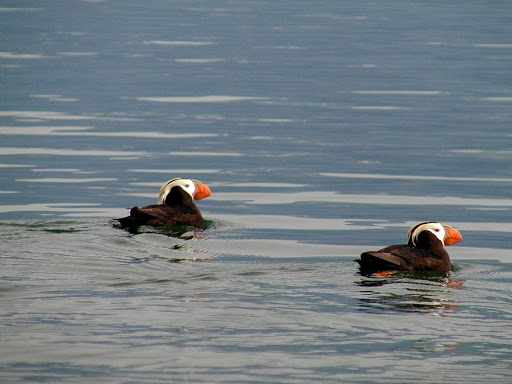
(357, 222, 462, 272)
(116, 178, 211, 229)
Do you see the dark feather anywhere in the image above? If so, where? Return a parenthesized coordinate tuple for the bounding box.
(116, 186, 205, 229)
(357, 232, 451, 272)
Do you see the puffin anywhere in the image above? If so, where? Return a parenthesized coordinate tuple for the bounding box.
(116, 178, 211, 230)
(357, 222, 462, 272)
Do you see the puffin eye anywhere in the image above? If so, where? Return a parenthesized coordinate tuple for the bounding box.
(434, 228, 440, 232)
(184, 184, 190, 188)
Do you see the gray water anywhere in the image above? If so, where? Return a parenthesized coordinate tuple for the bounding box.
(1, 1, 511, 382)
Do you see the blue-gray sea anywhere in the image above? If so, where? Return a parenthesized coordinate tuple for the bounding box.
(1, 1, 511, 383)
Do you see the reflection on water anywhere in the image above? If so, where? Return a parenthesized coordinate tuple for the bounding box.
(212, 191, 512, 207)
(0, 147, 147, 157)
(0, 203, 126, 217)
(137, 95, 266, 103)
(356, 272, 464, 316)
(16, 177, 117, 183)
(320, 172, 512, 183)
(1, 219, 511, 384)
(0, 126, 220, 139)
(142, 40, 217, 46)
(127, 168, 221, 174)
(112, 221, 206, 241)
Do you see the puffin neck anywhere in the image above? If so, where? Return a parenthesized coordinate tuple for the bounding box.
(415, 231, 446, 253)
(163, 187, 194, 206)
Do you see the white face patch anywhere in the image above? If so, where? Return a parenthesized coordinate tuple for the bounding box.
(408, 222, 446, 246)
(157, 178, 196, 204)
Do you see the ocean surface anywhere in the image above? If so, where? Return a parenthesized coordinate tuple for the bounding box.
(1, 1, 511, 382)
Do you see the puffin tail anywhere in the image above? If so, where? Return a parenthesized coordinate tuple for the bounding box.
(116, 207, 149, 229)
(357, 251, 404, 273)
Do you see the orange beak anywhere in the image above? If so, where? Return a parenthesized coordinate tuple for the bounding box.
(443, 226, 462, 246)
(193, 181, 212, 200)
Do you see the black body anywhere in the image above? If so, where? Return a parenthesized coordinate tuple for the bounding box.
(116, 187, 205, 229)
(357, 230, 451, 272)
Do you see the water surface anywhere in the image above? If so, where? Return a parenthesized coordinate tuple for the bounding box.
(1, 1, 511, 382)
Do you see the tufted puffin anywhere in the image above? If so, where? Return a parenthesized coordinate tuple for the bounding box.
(116, 178, 211, 230)
(357, 222, 462, 273)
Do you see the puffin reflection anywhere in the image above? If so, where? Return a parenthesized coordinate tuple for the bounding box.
(355, 271, 465, 316)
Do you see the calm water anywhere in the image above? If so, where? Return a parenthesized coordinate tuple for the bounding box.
(1, 1, 511, 382)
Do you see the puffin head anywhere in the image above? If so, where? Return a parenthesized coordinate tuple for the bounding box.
(407, 221, 462, 247)
(157, 178, 211, 205)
